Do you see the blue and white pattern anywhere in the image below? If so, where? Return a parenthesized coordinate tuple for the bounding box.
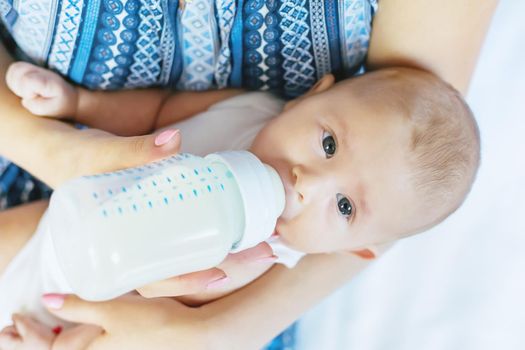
(177, 0, 218, 90)
(158, 0, 177, 86)
(0, 0, 17, 28)
(214, 0, 235, 88)
(279, 0, 315, 96)
(243, 0, 266, 90)
(323, 0, 341, 73)
(125, 0, 163, 88)
(241, 0, 283, 91)
(339, 0, 374, 75)
(68, 0, 102, 84)
(47, 0, 84, 75)
(1, 0, 377, 93)
(309, 0, 331, 79)
(10, 0, 58, 64)
(97, 0, 137, 88)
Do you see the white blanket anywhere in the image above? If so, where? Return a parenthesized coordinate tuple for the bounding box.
(297, 1, 525, 349)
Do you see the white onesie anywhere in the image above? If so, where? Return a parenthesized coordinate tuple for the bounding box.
(0, 92, 305, 328)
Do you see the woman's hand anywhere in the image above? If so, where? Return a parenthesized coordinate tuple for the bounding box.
(43, 294, 212, 350)
(136, 241, 275, 300)
(46, 127, 182, 189)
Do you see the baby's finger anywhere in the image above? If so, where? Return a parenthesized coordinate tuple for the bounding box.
(21, 96, 65, 117)
(136, 267, 227, 298)
(5, 61, 36, 96)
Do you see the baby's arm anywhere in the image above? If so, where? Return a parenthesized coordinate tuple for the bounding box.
(6, 62, 243, 136)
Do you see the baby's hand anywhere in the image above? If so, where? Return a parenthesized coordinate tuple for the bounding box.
(0, 314, 56, 350)
(6, 62, 78, 118)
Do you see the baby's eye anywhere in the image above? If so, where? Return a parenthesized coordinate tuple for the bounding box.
(322, 131, 336, 158)
(336, 193, 353, 219)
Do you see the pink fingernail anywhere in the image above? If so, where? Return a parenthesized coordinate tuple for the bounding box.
(42, 294, 65, 309)
(255, 255, 278, 264)
(154, 129, 179, 146)
(206, 276, 230, 290)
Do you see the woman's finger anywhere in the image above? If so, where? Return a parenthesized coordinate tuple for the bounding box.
(136, 267, 227, 298)
(219, 242, 275, 267)
(136, 243, 275, 298)
(42, 293, 173, 331)
(11, 314, 53, 340)
(52, 324, 103, 350)
(42, 294, 115, 330)
(80, 128, 182, 175)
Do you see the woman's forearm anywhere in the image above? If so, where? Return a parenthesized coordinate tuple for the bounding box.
(367, 0, 499, 94)
(203, 252, 370, 349)
(0, 42, 86, 187)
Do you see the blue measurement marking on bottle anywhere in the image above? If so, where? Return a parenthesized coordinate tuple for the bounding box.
(148, 201, 153, 208)
(137, 184, 142, 190)
(220, 184, 225, 191)
(121, 187, 127, 193)
(152, 180, 157, 187)
(207, 167, 213, 173)
(181, 173, 186, 179)
(179, 193, 184, 201)
(207, 185, 212, 192)
(92, 192, 98, 199)
(194, 169, 199, 175)
(132, 204, 138, 211)
(118, 207, 123, 214)
(164, 197, 169, 204)
(166, 177, 172, 183)
(192, 189, 198, 197)
(108, 189, 113, 195)
(102, 209, 108, 217)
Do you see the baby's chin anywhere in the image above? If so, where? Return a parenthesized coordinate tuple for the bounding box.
(274, 221, 311, 253)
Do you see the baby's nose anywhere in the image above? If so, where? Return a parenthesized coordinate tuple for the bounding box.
(292, 165, 323, 203)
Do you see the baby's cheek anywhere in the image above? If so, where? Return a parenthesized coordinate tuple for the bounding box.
(280, 215, 328, 253)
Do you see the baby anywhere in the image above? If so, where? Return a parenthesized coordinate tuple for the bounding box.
(0, 62, 479, 348)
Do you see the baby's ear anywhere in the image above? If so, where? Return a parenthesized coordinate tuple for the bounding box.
(283, 74, 335, 111)
(350, 248, 376, 260)
(308, 74, 335, 94)
(349, 243, 395, 260)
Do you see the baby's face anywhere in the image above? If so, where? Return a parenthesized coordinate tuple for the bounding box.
(251, 77, 424, 255)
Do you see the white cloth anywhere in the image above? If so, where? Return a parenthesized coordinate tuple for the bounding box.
(0, 92, 304, 328)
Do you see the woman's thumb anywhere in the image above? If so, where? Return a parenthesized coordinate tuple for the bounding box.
(93, 128, 181, 173)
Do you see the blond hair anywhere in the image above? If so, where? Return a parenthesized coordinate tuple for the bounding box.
(351, 68, 480, 231)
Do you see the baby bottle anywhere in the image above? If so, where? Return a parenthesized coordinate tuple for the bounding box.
(46, 151, 285, 301)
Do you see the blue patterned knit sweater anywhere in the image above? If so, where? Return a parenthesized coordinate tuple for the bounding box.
(0, 0, 377, 98)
